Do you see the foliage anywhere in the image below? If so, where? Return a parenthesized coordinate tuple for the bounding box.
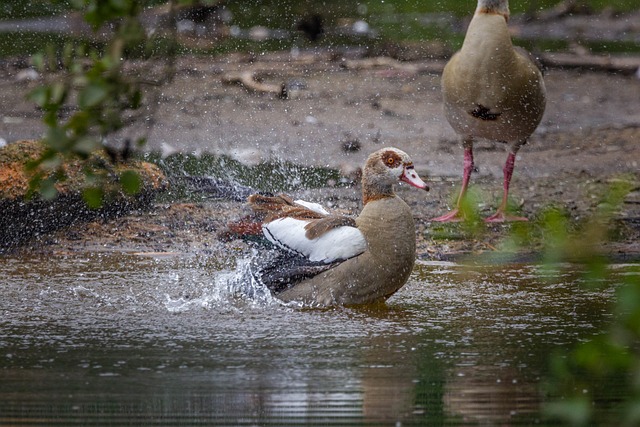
(442, 176, 639, 424)
(527, 178, 640, 425)
(26, 0, 179, 207)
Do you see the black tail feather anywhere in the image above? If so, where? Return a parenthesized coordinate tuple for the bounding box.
(251, 251, 339, 294)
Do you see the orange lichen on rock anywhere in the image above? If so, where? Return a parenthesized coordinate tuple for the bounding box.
(0, 139, 168, 201)
(0, 140, 42, 200)
(0, 161, 31, 199)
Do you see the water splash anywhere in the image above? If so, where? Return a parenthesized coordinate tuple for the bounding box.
(163, 255, 284, 313)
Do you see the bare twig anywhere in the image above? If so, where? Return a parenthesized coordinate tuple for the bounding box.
(222, 71, 286, 97)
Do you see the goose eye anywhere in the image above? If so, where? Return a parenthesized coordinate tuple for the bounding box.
(386, 157, 396, 166)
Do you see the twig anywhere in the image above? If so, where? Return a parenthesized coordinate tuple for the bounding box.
(221, 71, 286, 97)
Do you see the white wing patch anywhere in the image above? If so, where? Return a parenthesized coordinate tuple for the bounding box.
(293, 199, 330, 215)
(263, 217, 367, 263)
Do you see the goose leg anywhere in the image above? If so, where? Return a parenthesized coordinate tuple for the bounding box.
(485, 141, 528, 222)
(433, 138, 474, 222)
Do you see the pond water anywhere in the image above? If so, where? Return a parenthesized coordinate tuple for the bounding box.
(0, 252, 633, 425)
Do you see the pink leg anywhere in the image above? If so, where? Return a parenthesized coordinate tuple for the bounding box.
(432, 145, 474, 222)
(485, 152, 528, 222)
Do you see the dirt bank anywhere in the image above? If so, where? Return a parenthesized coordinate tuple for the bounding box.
(1, 53, 639, 260)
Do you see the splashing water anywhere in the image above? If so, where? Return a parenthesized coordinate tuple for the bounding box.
(164, 255, 284, 313)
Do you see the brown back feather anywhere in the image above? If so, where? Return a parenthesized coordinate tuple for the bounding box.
(247, 193, 326, 222)
(304, 216, 357, 240)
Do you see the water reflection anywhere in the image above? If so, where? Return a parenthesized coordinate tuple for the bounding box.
(0, 253, 634, 425)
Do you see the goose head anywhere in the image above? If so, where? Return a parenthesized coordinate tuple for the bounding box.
(362, 147, 428, 204)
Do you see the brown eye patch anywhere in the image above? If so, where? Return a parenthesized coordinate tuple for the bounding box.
(381, 151, 402, 168)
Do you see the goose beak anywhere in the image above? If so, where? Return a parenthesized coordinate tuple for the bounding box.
(401, 166, 429, 191)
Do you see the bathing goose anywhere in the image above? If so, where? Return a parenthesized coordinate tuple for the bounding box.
(235, 147, 429, 307)
(434, 0, 546, 222)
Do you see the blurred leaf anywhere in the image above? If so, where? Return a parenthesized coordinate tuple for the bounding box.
(459, 187, 483, 236)
(28, 86, 49, 107)
(39, 176, 58, 200)
(31, 52, 45, 71)
(73, 136, 101, 156)
(50, 82, 67, 104)
(26, 171, 44, 199)
(129, 88, 142, 109)
(120, 170, 141, 195)
(82, 187, 103, 209)
(62, 42, 74, 68)
(109, 0, 127, 12)
(66, 111, 91, 135)
(624, 401, 640, 427)
(78, 82, 108, 108)
(46, 126, 70, 151)
(574, 337, 631, 375)
(43, 111, 59, 127)
(70, 0, 86, 9)
(40, 154, 62, 171)
(544, 398, 591, 426)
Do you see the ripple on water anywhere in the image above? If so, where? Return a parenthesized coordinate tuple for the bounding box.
(0, 252, 637, 425)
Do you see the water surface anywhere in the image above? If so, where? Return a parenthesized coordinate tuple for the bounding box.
(0, 252, 631, 425)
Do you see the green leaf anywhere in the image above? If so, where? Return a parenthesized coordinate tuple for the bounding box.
(82, 187, 104, 209)
(120, 170, 141, 195)
(46, 127, 70, 151)
(109, 0, 128, 12)
(69, 0, 86, 9)
(73, 137, 101, 156)
(40, 155, 63, 171)
(129, 89, 142, 109)
(29, 86, 49, 107)
(31, 53, 45, 72)
(50, 82, 67, 105)
(43, 109, 59, 127)
(62, 42, 74, 69)
(39, 177, 58, 200)
(544, 398, 591, 426)
(78, 82, 108, 108)
(66, 111, 91, 135)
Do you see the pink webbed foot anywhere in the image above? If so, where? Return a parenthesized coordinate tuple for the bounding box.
(432, 209, 466, 223)
(484, 211, 528, 223)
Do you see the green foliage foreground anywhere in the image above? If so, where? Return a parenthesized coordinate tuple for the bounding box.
(431, 178, 640, 424)
(26, 0, 176, 207)
(539, 179, 640, 426)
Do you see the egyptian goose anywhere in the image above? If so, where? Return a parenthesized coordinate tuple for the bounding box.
(228, 147, 429, 307)
(434, 0, 546, 222)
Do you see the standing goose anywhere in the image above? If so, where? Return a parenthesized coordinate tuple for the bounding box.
(434, 0, 546, 222)
(230, 147, 429, 307)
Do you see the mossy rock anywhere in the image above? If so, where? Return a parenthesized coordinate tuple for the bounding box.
(0, 140, 168, 251)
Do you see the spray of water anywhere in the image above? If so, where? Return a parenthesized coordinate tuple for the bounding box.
(163, 252, 288, 313)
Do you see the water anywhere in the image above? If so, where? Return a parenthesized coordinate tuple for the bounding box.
(0, 252, 633, 425)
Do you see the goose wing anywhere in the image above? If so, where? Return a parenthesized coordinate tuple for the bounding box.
(248, 194, 367, 263)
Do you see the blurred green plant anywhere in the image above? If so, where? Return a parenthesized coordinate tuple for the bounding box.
(26, 0, 179, 207)
(520, 177, 640, 425)
(440, 175, 639, 424)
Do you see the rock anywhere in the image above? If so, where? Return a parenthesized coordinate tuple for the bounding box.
(0, 140, 168, 251)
